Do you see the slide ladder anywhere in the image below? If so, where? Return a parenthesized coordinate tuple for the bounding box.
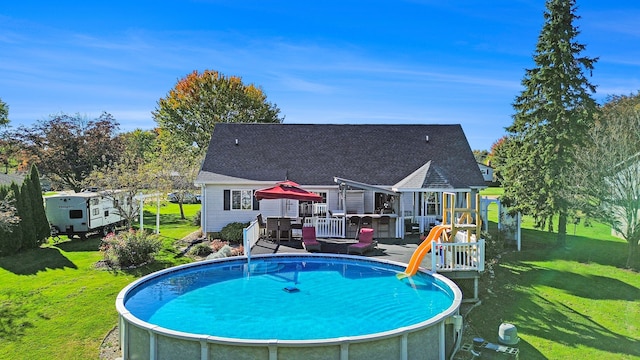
(396, 225, 448, 279)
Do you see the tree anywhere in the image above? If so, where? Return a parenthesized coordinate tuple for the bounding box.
(473, 149, 489, 164)
(153, 70, 283, 153)
(500, 0, 598, 247)
(574, 93, 640, 268)
(0, 191, 19, 233)
(486, 136, 508, 185)
(28, 165, 51, 242)
(0, 97, 8, 127)
(15, 112, 122, 191)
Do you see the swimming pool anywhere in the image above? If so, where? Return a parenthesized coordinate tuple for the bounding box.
(116, 254, 463, 360)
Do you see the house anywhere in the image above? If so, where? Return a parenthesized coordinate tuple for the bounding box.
(195, 123, 487, 238)
(477, 162, 494, 183)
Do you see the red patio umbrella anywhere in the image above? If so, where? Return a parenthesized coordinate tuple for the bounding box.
(255, 180, 322, 202)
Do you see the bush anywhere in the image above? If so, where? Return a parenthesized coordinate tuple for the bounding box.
(188, 241, 213, 257)
(192, 210, 201, 226)
(220, 222, 249, 244)
(100, 229, 162, 268)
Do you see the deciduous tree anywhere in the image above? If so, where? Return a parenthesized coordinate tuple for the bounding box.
(500, 0, 598, 247)
(15, 112, 122, 191)
(574, 93, 640, 268)
(153, 70, 283, 153)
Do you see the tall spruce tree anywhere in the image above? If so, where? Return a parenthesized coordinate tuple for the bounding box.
(501, 0, 598, 247)
(29, 165, 50, 242)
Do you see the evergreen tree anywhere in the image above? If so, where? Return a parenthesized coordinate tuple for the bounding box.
(20, 181, 36, 249)
(8, 182, 23, 253)
(500, 0, 598, 247)
(29, 165, 50, 242)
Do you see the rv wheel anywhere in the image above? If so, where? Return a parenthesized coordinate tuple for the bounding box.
(102, 226, 111, 237)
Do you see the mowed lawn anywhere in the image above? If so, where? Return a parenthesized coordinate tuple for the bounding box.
(1, 196, 639, 359)
(471, 198, 640, 359)
(0, 202, 200, 360)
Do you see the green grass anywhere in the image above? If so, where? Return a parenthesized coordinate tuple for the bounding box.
(0, 201, 199, 360)
(2, 198, 638, 359)
(467, 213, 640, 359)
(480, 186, 504, 197)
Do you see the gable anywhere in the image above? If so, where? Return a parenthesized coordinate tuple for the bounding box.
(198, 123, 486, 189)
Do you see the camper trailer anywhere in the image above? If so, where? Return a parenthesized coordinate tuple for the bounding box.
(45, 191, 130, 239)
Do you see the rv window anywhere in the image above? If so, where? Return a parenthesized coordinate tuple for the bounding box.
(70, 210, 83, 219)
(91, 198, 99, 206)
(104, 210, 109, 217)
(93, 208, 99, 216)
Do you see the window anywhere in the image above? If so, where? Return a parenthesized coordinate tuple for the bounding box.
(92, 208, 99, 216)
(69, 210, 83, 219)
(231, 190, 254, 210)
(425, 192, 440, 215)
(90, 198, 99, 206)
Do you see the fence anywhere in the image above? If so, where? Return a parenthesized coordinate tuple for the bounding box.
(431, 239, 485, 272)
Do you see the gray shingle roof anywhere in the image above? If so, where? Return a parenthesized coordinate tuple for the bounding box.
(199, 123, 486, 189)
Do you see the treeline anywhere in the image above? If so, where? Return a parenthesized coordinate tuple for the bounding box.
(0, 165, 50, 255)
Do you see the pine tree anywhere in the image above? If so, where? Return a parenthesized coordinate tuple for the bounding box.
(9, 182, 23, 253)
(29, 165, 50, 242)
(20, 181, 36, 249)
(501, 0, 598, 247)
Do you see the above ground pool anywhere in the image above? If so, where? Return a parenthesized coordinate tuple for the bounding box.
(116, 254, 462, 360)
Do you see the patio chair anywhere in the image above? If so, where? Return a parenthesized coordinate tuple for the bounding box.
(347, 228, 376, 255)
(256, 214, 266, 236)
(377, 215, 390, 238)
(279, 217, 292, 242)
(301, 226, 322, 252)
(349, 216, 361, 239)
(404, 217, 419, 235)
(360, 216, 373, 229)
(266, 218, 279, 241)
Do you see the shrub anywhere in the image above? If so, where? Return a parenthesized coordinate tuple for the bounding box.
(192, 210, 201, 226)
(220, 222, 248, 244)
(188, 241, 213, 257)
(100, 229, 162, 268)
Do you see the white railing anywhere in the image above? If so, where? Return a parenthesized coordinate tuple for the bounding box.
(431, 239, 485, 272)
(305, 216, 345, 238)
(243, 220, 261, 259)
(313, 203, 328, 215)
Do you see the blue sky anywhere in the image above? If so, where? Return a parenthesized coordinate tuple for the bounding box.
(1, 1, 639, 150)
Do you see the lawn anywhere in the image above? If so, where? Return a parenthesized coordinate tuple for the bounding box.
(1, 200, 638, 359)
(467, 206, 640, 359)
(0, 202, 200, 360)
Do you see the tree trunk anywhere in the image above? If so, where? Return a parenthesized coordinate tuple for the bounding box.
(628, 238, 639, 269)
(179, 202, 186, 220)
(557, 211, 567, 248)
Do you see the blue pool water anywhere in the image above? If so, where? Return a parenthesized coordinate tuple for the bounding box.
(124, 256, 456, 341)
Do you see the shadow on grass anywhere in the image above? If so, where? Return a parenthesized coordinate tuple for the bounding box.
(467, 224, 640, 359)
(506, 263, 640, 301)
(55, 236, 102, 253)
(507, 227, 630, 270)
(0, 247, 77, 275)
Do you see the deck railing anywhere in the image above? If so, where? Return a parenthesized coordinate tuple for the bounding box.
(243, 220, 261, 259)
(305, 216, 345, 238)
(431, 239, 485, 273)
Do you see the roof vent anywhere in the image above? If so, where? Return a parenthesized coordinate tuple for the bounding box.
(235, 138, 239, 146)
(425, 135, 429, 143)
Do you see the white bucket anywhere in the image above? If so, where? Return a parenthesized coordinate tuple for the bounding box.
(498, 323, 519, 346)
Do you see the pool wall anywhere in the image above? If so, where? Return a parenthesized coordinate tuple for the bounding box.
(116, 254, 463, 360)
